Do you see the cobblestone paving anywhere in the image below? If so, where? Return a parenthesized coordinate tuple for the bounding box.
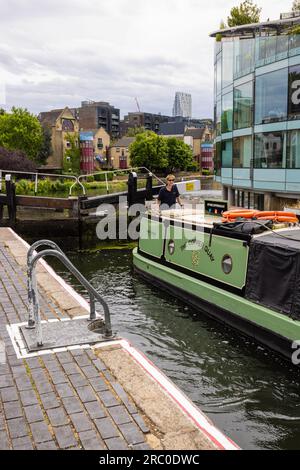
(0, 242, 150, 450)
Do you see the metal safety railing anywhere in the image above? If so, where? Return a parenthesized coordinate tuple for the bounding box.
(78, 166, 165, 195)
(26, 240, 112, 348)
(0, 169, 84, 196)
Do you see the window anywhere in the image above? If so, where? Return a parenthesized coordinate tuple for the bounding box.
(97, 138, 103, 149)
(289, 64, 300, 120)
(289, 34, 300, 57)
(215, 141, 221, 176)
(287, 130, 300, 168)
(255, 68, 288, 124)
(254, 132, 284, 168)
(116, 147, 120, 152)
(221, 92, 233, 133)
(233, 136, 252, 168)
(216, 100, 221, 136)
(234, 38, 254, 79)
(216, 54, 222, 96)
(222, 41, 233, 89)
(233, 81, 253, 129)
(221, 140, 232, 168)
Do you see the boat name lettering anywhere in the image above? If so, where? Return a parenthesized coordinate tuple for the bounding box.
(204, 245, 215, 262)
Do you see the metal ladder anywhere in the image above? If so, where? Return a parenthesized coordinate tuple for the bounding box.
(26, 240, 112, 347)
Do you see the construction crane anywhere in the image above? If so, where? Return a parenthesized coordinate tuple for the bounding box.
(134, 97, 141, 113)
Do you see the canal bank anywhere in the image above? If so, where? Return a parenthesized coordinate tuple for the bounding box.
(0, 227, 237, 450)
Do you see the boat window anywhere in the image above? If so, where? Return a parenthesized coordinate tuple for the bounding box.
(222, 255, 232, 274)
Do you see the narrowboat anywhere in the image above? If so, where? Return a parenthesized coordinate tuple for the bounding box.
(133, 207, 300, 362)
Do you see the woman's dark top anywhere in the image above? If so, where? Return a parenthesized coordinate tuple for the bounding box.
(158, 185, 180, 207)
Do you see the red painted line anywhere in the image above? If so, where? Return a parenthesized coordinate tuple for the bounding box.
(121, 339, 239, 450)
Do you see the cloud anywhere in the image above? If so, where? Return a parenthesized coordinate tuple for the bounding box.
(0, 0, 293, 118)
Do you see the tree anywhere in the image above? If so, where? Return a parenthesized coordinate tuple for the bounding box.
(126, 126, 146, 137)
(0, 107, 43, 162)
(0, 147, 36, 172)
(292, 0, 300, 12)
(216, 20, 227, 42)
(227, 0, 261, 27)
(37, 126, 52, 165)
(63, 133, 80, 174)
(166, 138, 194, 172)
(129, 131, 168, 171)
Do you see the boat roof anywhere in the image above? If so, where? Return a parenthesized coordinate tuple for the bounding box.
(153, 208, 300, 242)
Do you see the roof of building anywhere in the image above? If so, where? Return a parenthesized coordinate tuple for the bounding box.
(209, 14, 300, 38)
(159, 122, 186, 136)
(110, 137, 135, 147)
(39, 107, 76, 126)
(184, 128, 206, 139)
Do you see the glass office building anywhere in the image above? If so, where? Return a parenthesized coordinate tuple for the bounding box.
(210, 14, 300, 209)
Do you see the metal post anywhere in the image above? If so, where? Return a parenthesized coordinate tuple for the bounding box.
(0, 170, 2, 193)
(105, 173, 109, 194)
(34, 173, 38, 196)
(145, 173, 153, 201)
(28, 247, 113, 348)
(5, 175, 16, 224)
(89, 294, 96, 320)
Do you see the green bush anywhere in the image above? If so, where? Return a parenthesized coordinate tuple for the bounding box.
(15, 179, 35, 195)
(94, 172, 114, 182)
(86, 175, 94, 182)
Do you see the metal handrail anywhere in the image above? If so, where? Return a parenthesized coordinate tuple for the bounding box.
(27, 242, 112, 347)
(77, 166, 165, 195)
(26, 240, 64, 329)
(0, 169, 84, 196)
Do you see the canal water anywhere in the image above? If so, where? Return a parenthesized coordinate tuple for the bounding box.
(47, 245, 300, 450)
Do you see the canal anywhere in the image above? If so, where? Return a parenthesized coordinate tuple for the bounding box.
(45, 245, 300, 450)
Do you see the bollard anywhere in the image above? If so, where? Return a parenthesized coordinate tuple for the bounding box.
(127, 171, 137, 207)
(5, 175, 16, 224)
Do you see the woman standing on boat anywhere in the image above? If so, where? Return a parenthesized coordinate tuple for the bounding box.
(157, 174, 183, 209)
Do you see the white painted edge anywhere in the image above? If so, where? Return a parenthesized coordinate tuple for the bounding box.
(6, 315, 120, 359)
(119, 338, 240, 451)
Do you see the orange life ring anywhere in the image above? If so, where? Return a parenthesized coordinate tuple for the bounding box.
(221, 209, 298, 224)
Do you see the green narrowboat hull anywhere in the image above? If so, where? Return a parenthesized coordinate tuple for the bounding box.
(133, 246, 300, 361)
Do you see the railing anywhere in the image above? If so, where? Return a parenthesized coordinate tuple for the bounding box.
(0, 169, 84, 196)
(77, 166, 165, 195)
(26, 240, 112, 348)
(0, 167, 164, 198)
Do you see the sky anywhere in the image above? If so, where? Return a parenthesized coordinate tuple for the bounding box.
(0, 0, 294, 119)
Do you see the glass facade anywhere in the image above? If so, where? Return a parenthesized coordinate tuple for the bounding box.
(222, 41, 233, 89)
(255, 68, 288, 124)
(287, 130, 300, 168)
(216, 99, 221, 136)
(233, 136, 252, 168)
(221, 140, 232, 167)
(254, 132, 284, 169)
(213, 32, 300, 194)
(233, 38, 254, 79)
(233, 81, 253, 129)
(215, 141, 221, 176)
(221, 92, 233, 133)
(289, 64, 300, 120)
